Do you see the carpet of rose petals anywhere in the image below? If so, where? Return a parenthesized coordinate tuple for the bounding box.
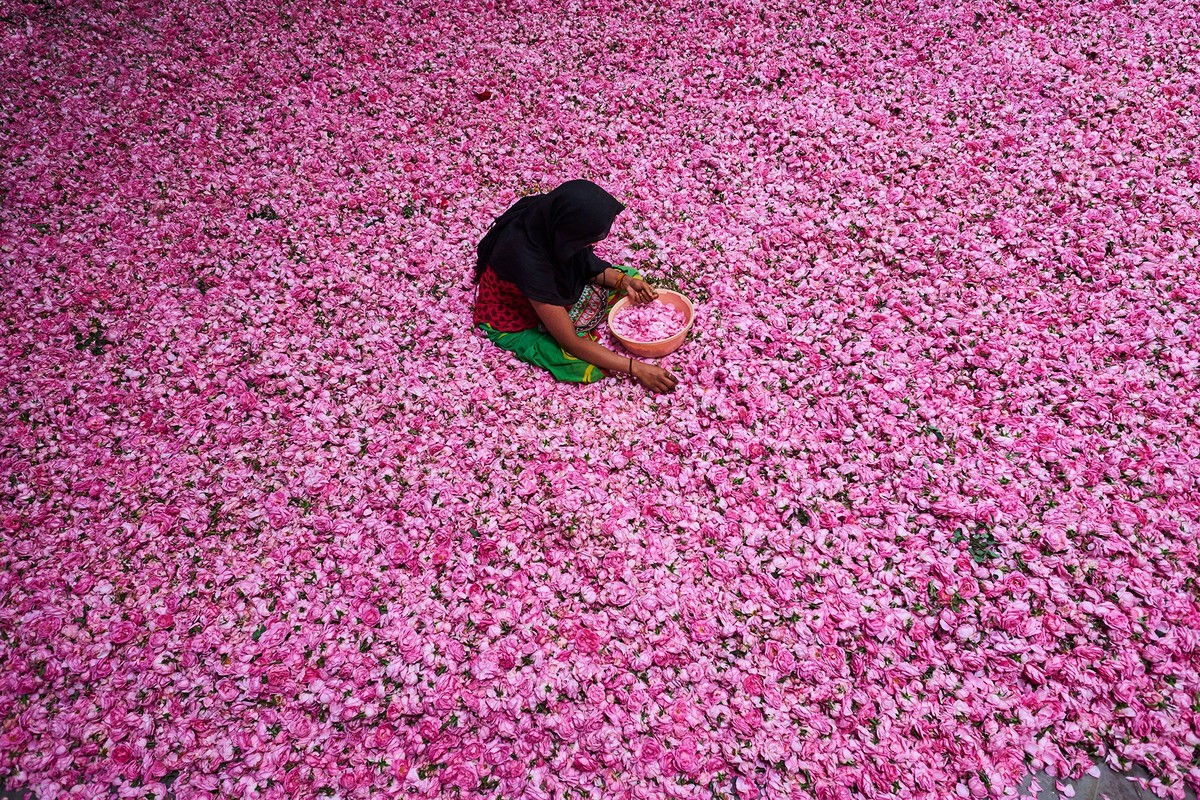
(611, 301, 688, 343)
(2, 0, 1200, 798)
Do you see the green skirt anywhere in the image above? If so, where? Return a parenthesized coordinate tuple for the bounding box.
(479, 266, 639, 384)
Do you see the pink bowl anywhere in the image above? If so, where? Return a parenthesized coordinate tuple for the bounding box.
(608, 290, 695, 358)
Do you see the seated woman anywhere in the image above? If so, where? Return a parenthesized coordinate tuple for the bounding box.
(472, 180, 679, 393)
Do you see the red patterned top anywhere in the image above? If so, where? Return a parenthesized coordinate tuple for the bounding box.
(473, 265, 543, 332)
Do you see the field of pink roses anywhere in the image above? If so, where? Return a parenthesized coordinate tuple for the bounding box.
(2, 0, 1199, 797)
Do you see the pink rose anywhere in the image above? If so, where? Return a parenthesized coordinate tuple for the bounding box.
(1103, 609, 1129, 633)
(34, 614, 63, 639)
(373, 725, 395, 747)
(691, 619, 717, 642)
(287, 714, 312, 739)
(1, 729, 29, 750)
(574, 628, 602, 654)
(1004, 573, 1029, 594)
(819, 645, 845, 671)
(585, 683, 607, 705)
(640, 738, 663, 763)
(442, 763, 476, 789)
(772, 646, 796, 674)
(283, 770, 305, 793)
(732, 710, 761, 737)
(389, 541, 413, 565)
(709, 560, 739, 581)
(1042, 528, 1068, 552)
(861, 613, 887, 638)
(434, 689, 457, 712)
(266, 665, 291, 688)
(605, 582, 635, 607)
(477, 539, 498, 563)
(673, 738, 701, 775)
(397, 627, 423, 663)
(266, 505, 291, 529)
(573, 752, 599, 772)
(109, 621, 138, 644)
(111, 744, 135, 765)
(736, 777, 761, 800)
(742, 674, 764, 695)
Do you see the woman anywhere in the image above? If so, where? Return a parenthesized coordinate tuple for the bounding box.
(473, 180, 679, 393)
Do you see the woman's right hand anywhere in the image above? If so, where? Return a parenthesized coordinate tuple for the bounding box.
(631, 361, 678, 393)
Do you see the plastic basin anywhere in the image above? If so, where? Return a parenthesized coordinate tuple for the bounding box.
(608, 290, 695, 358)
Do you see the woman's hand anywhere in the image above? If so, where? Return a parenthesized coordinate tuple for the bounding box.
(631, 361, 678, 393)
(531, 299, 678, 392)
(624, 276, 659, 305)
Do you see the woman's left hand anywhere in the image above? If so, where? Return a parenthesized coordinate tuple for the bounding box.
(624, 276, 659, 304)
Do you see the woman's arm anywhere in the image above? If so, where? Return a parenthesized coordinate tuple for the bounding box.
(592, 268, 659, 304)
(529, 300, 678, 393)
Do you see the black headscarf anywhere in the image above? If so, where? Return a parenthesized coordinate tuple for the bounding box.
(475, 180, 626, 307)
